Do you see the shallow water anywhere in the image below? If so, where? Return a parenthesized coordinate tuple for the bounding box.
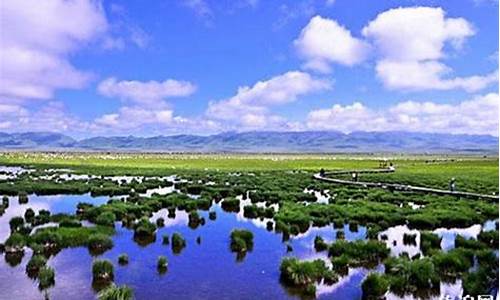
(0, 190, 496, 300)
(0, 194, 108, 241)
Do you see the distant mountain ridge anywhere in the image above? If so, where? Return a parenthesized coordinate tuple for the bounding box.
(0, 131, 497, 153)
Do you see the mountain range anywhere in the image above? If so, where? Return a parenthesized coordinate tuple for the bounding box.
(0, 131, 497, 153)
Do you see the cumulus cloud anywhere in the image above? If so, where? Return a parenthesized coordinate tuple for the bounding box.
(375, 60, 498, 92)
(294, 16, 370, 72)
(362, 7, 474, 61)
(306, 93, 499, 136)
(362, 6, 497, 91)
(94, 106, 174, 129)
(206, 71, 332, 129)
(294, 7, 497, 92)
(0, 101, 90, 134)
(0, 0, 109, 101)
(92, 106, 221, 135)
(97, 77, 197, 105)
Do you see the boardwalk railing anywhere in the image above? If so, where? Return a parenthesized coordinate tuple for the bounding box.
(314, 169, 499, 201)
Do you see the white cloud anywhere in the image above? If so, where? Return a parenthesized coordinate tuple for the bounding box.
(361, 6, 496, 92)
(307, 93, 499, 136)
(376, 60, 498, 92)
(92, 106, 221, 136)
(0, 101, 90, 134)
(206, 71, 332, 129)
(0, 0, 109, 100)
(294, 16, 370, 72)
(94, 106, 174, 129)
(362, 7, 474, 61)
(97, 77, 197, 105)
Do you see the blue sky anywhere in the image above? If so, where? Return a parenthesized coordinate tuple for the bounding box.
(0, 0, 498, 137)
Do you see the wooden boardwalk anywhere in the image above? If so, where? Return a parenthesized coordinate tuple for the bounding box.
(314, 169, 499, 201)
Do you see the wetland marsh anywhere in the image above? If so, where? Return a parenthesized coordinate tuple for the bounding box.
(0, 153, 497, 300)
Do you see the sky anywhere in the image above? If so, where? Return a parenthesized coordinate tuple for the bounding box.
(0, 0, 498, 138)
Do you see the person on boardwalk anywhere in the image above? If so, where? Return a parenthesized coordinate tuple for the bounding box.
(352, 172, 358, 182)
(449, 178, 456, 192)
(319, 168, 325, 177)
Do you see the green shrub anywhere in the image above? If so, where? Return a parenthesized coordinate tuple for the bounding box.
(162, 234, 169, 245)
(208, 211, 216, 220)
(362, 273, 389, 300)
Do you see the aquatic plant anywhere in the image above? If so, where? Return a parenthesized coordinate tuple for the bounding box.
(24, 208, 35, 222)
(162, 234, 169, 245)
(477, 230, 498, 248)
(87, 233, 114, 255)
(171, 232, 186, 253)
(402, 233, 417, 246)
(384, 256, 439, 293)
(420, 231, 441, 256)
(96, 212, 116, 227)
(156, 217, 165, 227)
(280, 257, 331, 295)
(188, 211, 203, 229)
(455, 235, 486, 250)
(157, 255, 168, 271)
(97, 284, 134, 300)
(118, 254, 129, 265)
(230, 229, 254, 253)
(361, 273, 388, 300)
(314, 235, 328, 252)
(38, 266, 55, 290)
(26, 254, 47, 277)
(18, 191, 29, 204)
(221, 197, 240, 212)
(9, 216, 25, 232)
(92, 259, 114, 282)
(133, 217, 156, 237)
(328, 240, 389, 267)
(4, 232, 26, 253)
(431, 248, 473, 277)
